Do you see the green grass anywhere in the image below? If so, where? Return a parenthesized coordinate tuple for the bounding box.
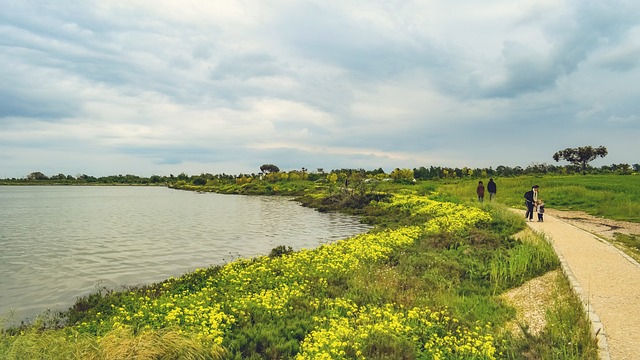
(611, 233, 640, 263)
(434, 174, 640, 222)
(613, 233, 640, 251)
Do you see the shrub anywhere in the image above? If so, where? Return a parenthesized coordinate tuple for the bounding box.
(192, 177, 207, 186)
(269, 245, 294, 258)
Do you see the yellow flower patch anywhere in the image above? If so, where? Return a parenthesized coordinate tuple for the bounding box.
(74, 193, 497, 357)
(297, 299, 496, 360)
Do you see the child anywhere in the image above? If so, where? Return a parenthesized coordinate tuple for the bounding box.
(477, 181, 485, 202)
(537, 199, 545, 222)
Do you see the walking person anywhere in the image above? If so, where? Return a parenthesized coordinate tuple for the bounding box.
(477, 181, 485, 202)
(487, 178, 497, 201)
(537, 199, 545, 222)
(524, 185, 539, 221)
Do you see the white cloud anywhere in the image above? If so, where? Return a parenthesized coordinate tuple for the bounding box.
(592, 26, 640, 71)
(1, 0, 640, 178)
(607, 114, 640, 124)
(576, 103, 605, 121)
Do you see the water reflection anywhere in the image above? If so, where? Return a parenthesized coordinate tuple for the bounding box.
(0, 186, 370, 323)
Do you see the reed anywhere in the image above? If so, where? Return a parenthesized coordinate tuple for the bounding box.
(489, 231, 559, 293)
(0, 326, 223, 360)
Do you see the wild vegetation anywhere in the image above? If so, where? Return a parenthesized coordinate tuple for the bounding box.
(1, 170, 609, 359)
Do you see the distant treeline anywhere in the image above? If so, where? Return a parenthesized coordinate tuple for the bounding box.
(413, 162, 639, 178)
(2, 162, 638, 185)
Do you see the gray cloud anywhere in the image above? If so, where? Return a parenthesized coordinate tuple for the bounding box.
(1, 0, 639, 178)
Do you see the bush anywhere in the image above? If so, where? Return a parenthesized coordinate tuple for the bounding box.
(192, 177, 207, 186)
(269, 245, 294, 258)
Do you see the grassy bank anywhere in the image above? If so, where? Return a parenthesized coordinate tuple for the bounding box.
(431, 174, 640, 222)
(1, 181, 598, 359)
(431, 174, 640, 262)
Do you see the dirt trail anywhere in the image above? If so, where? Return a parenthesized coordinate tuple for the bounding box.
(518, 209, 640, 360)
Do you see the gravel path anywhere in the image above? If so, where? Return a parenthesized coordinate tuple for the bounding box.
(520, 210, 640, 360)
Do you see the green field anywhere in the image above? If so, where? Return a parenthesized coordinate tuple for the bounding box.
(428, 175, 640, 223)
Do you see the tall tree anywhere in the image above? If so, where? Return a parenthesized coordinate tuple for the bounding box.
(26, 171, 49, 180)
(552, 145, 608, 173)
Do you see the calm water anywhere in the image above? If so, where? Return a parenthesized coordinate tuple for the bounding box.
(0, 186, 370, 323)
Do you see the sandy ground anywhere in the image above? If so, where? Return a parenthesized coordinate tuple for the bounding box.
(545, 208, 640, 242)
(516, 208, 640, 360)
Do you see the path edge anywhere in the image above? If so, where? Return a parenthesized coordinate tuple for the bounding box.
(528, 221, 611, 360)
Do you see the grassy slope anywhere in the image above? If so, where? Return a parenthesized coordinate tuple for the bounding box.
(432, 174, 640, 222)
(0, 178, 600, 359)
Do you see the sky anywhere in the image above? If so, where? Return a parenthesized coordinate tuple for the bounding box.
(1, 0, 639, 178)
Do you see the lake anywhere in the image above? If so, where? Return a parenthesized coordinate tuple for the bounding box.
(0, 186, 371, 324)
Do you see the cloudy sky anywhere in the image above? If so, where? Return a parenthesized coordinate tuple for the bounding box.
(1, 0, 639, 178)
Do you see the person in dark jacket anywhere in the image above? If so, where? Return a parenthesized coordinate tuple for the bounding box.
(477, 181, 485, 202)
(487, 178, 497, 201)
(524, 185, 539, 221)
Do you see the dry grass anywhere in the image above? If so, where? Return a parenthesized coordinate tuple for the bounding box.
(502, 227, 563, 338)
(97, 328, 225, 360)
(1, 327, 226, 360)
(500, 269, 561, 337)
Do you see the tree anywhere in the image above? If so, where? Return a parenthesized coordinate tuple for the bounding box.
(27, 171, 49, 180)
(552, 145, 608, 173)
(389, 168, 415, 182)
(260, 164, 280, 174)
(192, 177, 207, 186)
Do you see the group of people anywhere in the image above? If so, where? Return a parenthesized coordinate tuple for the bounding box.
(475, 180, 545, 222)
(524, 185, 545, 222)
(476, 178, 497, 202)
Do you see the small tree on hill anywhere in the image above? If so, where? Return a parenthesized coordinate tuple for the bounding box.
(552, 145, 608, 173)
(260, 164, 280, 174)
